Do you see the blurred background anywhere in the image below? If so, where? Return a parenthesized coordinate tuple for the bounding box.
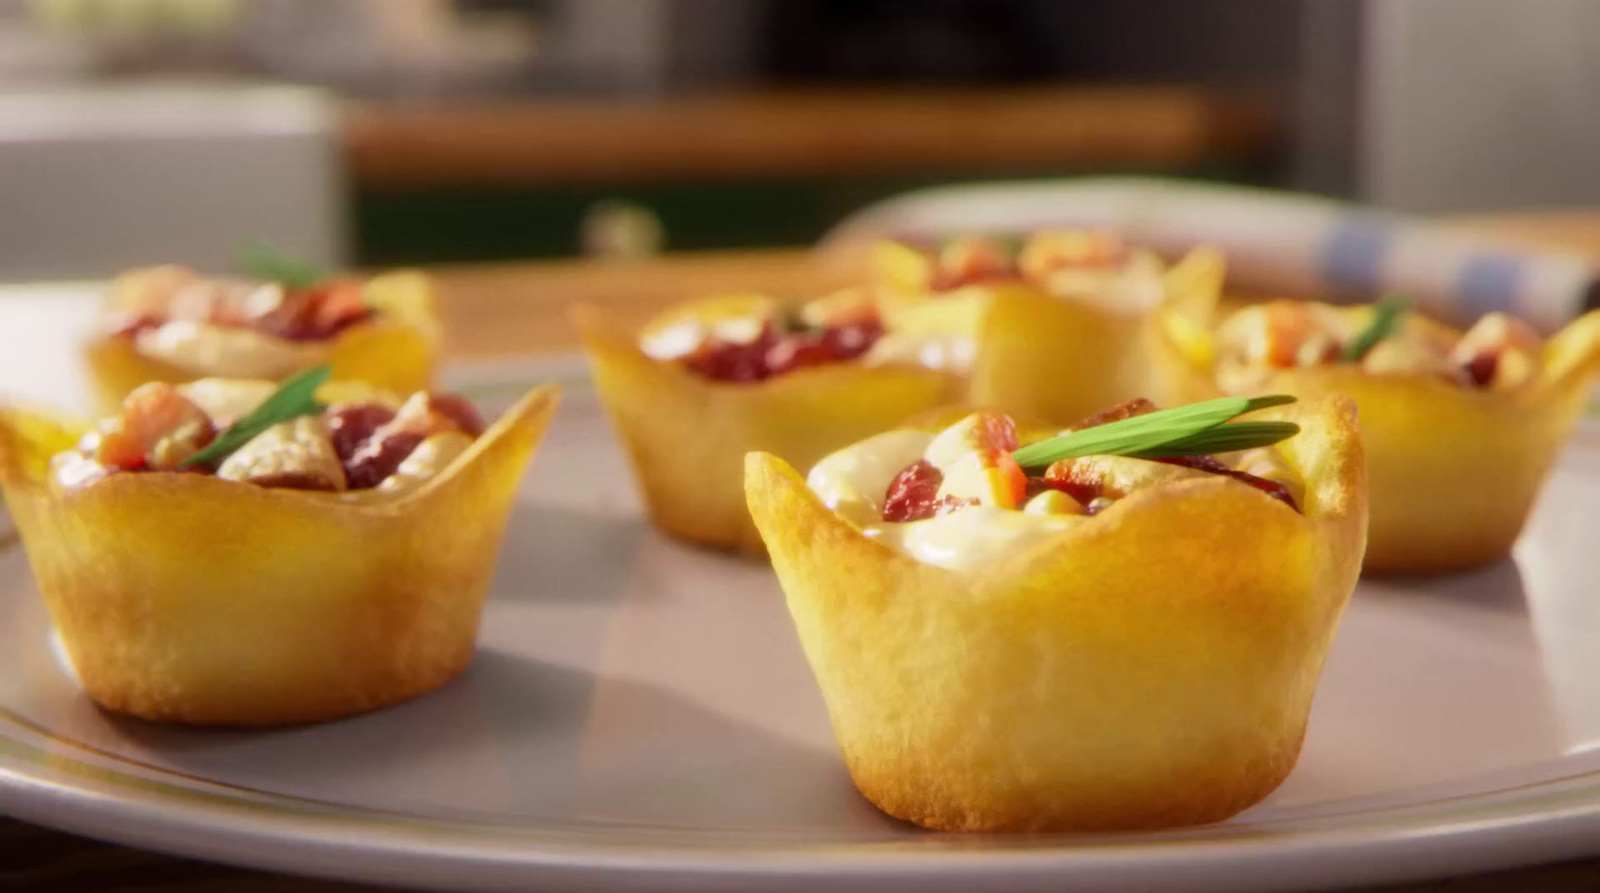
(1, 0, 1597, 279)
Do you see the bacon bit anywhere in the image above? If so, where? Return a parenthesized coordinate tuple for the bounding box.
(95, 382, 216, 471)
(978, 413, 1020, 453)
(931, 237, 1016, 291)
(1069, 397, 1158, 431)
(94, 428, 148, 470)
(325, 403, 398, 461)
(426, 393, 487, 437)
(881, 460, 976, 522)
(1158, 455, 1299, 511)
(257, 285, 374, 342)
(1036, 458, 1105, 506)
(684, 317, 885, 383)
(344, 431, 425, 490)
(1263, 303, 1327, 368)
(334, 392, 483, 489)
(1459, 350, 1499, 388)
(107, 312, 163, 339)
(1019, 231, 1128, 281)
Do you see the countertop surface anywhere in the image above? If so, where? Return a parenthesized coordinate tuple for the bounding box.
(342, 86, 1273, 186)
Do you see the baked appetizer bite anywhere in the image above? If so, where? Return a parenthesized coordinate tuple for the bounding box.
(746, 394, 1365, 832)
(573, 293, 952, 553)
(0, 366, 557, 726)
(85, 261, 440, 409)
(1154, 290, 1600, 574)
(869, 231, 1224, 423)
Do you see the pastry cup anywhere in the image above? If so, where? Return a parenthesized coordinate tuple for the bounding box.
(872, 243, 1223, 425)
(0, 385, 558, 727)
(84, 270, 442, 410)
(745, 396, 1365, 832)
(1152, 294, 1600, 574)
(573, 303, 952, 554)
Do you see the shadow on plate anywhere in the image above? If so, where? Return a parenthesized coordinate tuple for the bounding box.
(74, 648, 896, 833)
(1358, 558, 1530, 616)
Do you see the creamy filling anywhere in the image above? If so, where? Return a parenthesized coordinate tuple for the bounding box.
(48, 379, 475, 498)
(861, 506, 1084, 571)
(1210, 302, 1541, 393)
(135, 321, 327, 379)
(807, 428, 1089, 571)
(807, 409, 1305, 571)
(641, 316, 766, 362)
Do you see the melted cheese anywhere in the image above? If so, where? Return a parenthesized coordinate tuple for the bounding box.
(861, 506, 1084, 571)
(135, 320, 326, 379)
(807, 426, 1084, 570)
(807, 429, 933, 527)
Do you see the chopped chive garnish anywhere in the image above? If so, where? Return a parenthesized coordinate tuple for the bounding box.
(179, 365, 330, 469)
(1011, 395, 1298, 468)
(1341, 297, 1409, 362)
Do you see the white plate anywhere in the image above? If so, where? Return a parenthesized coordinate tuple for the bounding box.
(4, 287, 1600, 893)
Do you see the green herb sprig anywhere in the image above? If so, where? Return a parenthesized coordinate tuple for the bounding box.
(1340, 297, 1409, 362)
(1011, 395, 1299, 468)
(237, 242, 325, 289)
(179, 365, 330, 469)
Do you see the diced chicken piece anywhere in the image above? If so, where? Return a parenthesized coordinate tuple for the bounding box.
(798, 287, 876, 329)
(386, 392, 483, 439)
(167, 277, 260, 326)
(110, 265, 197, 316)
(935, 236, 1014, 289)
(1451, 312, 1542, 389)
(1018, 230, 1126, 281)
(376, 431, 475, 496)
(1023, 489, 1086, 516)
(217, 416, 346, 491)
(1217, 302, 1342, 370)
(177, 379, 279, 428)
(95, 382, 215, 470)
(925, 413, 1026, 510)
(1360, 337, 1454, 377)
(1070, 397, 1157, 431)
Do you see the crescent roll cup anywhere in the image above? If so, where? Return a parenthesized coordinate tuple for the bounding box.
(1152, 288, 1600, 574)
(85, 270, 442, 410)
(746, 396, 1366, 832)
(573, 303, 951, 553)
(0, 386, 558, 727)
(871, 242, 1224, 424)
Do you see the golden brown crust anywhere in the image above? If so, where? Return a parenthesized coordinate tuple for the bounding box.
(573, 302, 952, 554)
(0, 386, 558, 727)
(745, 395, 1365, 831)
(1151, 301, 1600, 574)
(84, 269, 440, 411)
